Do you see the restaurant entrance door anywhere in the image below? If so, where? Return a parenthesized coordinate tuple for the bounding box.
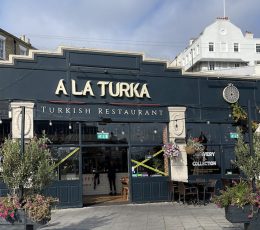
(82, 146, 129, 206)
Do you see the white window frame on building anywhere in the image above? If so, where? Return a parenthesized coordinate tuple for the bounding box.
(234, 63, 240, 68)
(196, 45, 200, 55)
(19, 45, 27, 56)
(234, 43, 239, 52)
(209, 42, 214, 52)
(0, 35, 6, 60)
(256, 44, 260, 53)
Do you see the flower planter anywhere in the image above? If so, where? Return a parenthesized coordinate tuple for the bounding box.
(185, 146, 196, 155)
(225, 205, 251, 223)
(0, 209, 39, 230)
(225, 205, 260, 230)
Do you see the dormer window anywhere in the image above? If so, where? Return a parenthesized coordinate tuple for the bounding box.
(209, 42, 214, 52)
(19, 45, 27, 55)
(0, 35, 6, 60)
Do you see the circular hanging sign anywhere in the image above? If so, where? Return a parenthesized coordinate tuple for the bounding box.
(223, 83, 239, 103)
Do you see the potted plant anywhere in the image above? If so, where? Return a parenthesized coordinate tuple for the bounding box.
(163, 143, 181, 159)
(213, 128, 260, 229)
(24, 194, 58, 225)
(213, 180, 259, 222)
(185, 137, 204, 155)
(231, 103, 258, 132)
(0, 196, 21, 224)
(0, 134, 58, 229)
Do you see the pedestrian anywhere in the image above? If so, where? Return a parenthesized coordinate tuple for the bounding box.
(107, 160, 116, 195)
(93, 167, 100, 190)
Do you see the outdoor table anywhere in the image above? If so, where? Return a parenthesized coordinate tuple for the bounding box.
(188, 180, 208, 205)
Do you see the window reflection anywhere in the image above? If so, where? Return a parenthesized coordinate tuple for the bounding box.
(50, 146, 79, 180)
(131, 146, 167, 177)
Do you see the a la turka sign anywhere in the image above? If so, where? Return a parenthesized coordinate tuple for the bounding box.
(55, 79, 151, 98)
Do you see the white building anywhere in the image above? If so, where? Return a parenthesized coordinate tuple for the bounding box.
(172, 17, 260, 76)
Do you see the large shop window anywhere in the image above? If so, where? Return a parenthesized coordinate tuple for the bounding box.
(188, 146, 221, 175)
(186, 123, 237, 176)
(35, 121, 79, 144)
(131, 146, 167, 177)
(80, 122, 166, 145)
(50, 146, 79, 180)
(130, 123, 167, 177)
(35, 121, 165, 145)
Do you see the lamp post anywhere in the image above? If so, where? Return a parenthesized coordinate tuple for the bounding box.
(20, 107, 25, 157)
(19, 106, 25, 200)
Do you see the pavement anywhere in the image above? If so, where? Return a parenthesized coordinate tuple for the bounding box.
(39, 202, 245, 230)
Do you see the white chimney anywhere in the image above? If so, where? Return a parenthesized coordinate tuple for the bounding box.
(20, 35, 31, 44)
(245, 31, 254, 39)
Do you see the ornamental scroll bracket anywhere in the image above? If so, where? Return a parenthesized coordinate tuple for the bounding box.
(168, 107, 186, 141)
(10, 102, 34, 139)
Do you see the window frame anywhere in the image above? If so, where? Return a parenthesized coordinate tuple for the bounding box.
(19, 45, 27, 56)
(256, 44, 260, 53)
(0, 34, 6, 60)
(196, 45, 200, 55)
(233, 43, 239, 52)
(209, 42, 214, 52)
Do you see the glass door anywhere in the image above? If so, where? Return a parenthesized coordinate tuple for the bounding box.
(82, 146, 129, 205)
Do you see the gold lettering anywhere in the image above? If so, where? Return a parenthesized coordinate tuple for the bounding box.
(55, 79, 151, 99)
(55, 79, 68, 95)
(139, 84, 151, 98)
(119, 82, 130, 97)
(129, 83, 134, 97)
(72, 79, 83, 95)
(133, 83, 140, 98)
(109, 82, 120, 97)
(97, 81, 109, 96)
(82, 80, 94, 96)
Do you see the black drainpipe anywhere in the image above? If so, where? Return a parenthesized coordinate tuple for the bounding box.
(14, 39, 17, 54)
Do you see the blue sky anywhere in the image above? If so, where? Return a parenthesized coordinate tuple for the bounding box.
(0, 0, 260, 60)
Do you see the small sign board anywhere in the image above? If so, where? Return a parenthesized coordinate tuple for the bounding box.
(97, 132, 110, 140)
(230, 132, 239, 139)
(145, 154, 152, 159)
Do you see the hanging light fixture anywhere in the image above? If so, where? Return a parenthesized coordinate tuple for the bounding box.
(49, 120, 52, 126)
(0, 118, 2, 124)
(69, 122, 72, 130)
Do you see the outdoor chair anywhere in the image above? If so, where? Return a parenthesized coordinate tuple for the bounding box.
(178, 182, 199, 204)
(169, 181, 178, 202)
(204, 179, 218, 201)
(195, 178, 207, 204)
(120, 176, 129, 200)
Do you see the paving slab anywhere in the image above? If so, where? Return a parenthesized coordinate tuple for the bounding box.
(39, 203, 244, 230)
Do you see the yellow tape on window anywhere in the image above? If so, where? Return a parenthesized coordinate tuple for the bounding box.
(131, 159, 167, 176)
(132, 149, 164, 170)
(51, 147, 80, 170)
